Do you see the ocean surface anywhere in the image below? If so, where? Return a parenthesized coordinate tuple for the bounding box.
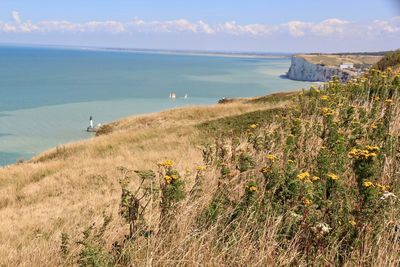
(0, 46, 309, 166)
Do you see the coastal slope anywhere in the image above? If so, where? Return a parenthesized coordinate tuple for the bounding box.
(0, 97, 289, 266)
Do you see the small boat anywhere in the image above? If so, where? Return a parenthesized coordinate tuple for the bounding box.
(169, 92, 177, 99)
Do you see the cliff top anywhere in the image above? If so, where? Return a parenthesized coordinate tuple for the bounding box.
(296, 53, 382, 67)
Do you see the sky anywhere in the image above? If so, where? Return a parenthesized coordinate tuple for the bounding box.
(0, 0, 399, 52)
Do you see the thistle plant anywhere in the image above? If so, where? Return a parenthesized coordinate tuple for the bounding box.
(118, 167, 155, 238)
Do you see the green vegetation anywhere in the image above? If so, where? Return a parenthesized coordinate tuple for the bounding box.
(373, 50, 400, 70)
(60, 67, 400, 266)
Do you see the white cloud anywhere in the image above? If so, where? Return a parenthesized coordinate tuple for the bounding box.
(0, 11, 399, 42)
(217, 21, 273, 36)
(7, 11, 38, 33)
(11, 11, 21, 24)
(127, 18, 212, 34)
(197, 20, 215, 34)
(285, 21, 311, 37)
(311, 19, 349, 36)
(283, 19, 349, 37)
(372, 17, 400, 33)
(38, 21, 83, 32)
(85, 21, 125, 33)
(0, 22, 17, 32)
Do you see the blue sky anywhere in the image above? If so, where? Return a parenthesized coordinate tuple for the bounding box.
(0, 0, 399, 52)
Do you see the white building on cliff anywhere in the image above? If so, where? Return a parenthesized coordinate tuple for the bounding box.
(340, 63, 354, 69)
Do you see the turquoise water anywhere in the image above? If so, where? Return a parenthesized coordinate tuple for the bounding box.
(0, 46, 309, 166)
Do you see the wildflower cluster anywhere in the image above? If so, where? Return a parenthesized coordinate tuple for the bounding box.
(348, 145, 379, 160)
(159, 159, 175, 167)
(321, 107, 335, 117)
(265, 154, 278, 162)
(164, 174, 179, 184)
(158, 159, 185, 224)
(297, 172, 320, 183)
(246, 182, 258, 193)
(327, 173, 339, 180)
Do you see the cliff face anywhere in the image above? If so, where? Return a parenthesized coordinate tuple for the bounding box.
(287, 56, 352, 82)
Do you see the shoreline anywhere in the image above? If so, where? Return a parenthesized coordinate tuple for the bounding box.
(0, 97, 219, 168)
(0, 89, 303, 169)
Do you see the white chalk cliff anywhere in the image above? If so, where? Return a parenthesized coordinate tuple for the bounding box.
(287, 56, 352, 82)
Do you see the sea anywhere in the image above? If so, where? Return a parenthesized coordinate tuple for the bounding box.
(0, 45, 309, 166)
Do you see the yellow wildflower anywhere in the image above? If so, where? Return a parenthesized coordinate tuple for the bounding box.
(312, 176, 320, 181)
(260, 166, 269, 174)
(349, 220, 357, 226)
(250, 124, 257, 129)
(297, 171, 310, 181)
(321, 107, 335, 117)
(265, 154, 278, 162)
(327, 173, 339, 180)
(365, 145, 379, 152)
(196, 166, 206, 171)
(348, 146, 379, 160)
(160, 159, 175, 167)
(376, 183, 388, 191)
(164, 175, 173, 184)
(248, 186, 258, 192)
(297, 172, 313, 183)
(363, 180, 374, 188)
(320, 95, 329, 101)
(384, 99, 393, 105)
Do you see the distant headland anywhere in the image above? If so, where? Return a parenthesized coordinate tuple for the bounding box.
(286, 52, 385, 82)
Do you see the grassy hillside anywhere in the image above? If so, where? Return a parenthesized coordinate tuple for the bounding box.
(0, 98, 288, 266)
(1, 68, 399, 266)
(372, 50, 400, 71)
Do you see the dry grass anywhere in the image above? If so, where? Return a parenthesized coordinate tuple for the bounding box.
(0, 99, 287, 266)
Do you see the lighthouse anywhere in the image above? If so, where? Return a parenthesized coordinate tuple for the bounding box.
(89, 115, 94, 128)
